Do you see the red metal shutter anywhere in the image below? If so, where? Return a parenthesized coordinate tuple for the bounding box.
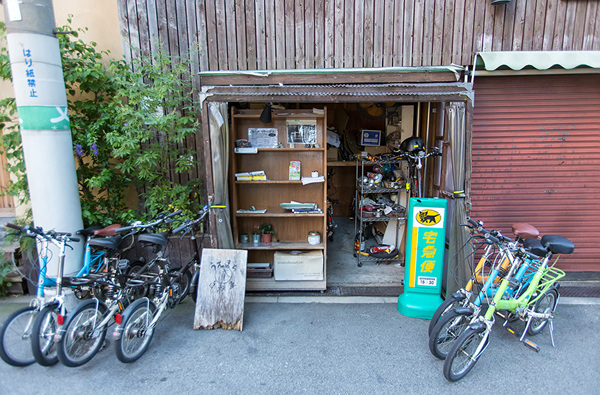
(471, 74, 600, 272)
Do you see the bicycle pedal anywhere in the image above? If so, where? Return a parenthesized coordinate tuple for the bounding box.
(100, 339, 110, 351)
(506, 326, 520, 337)
(523, 339, 540, 353)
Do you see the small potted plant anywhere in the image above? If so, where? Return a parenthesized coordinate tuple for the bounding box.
(259, 223, 275, 244)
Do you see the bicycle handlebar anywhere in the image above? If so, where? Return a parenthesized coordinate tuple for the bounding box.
(114, 210, 183, 233)
(172, 207, 209, 234)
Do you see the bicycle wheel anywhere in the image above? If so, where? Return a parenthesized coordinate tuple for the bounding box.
(0, 306, 37, 367)
(115, 298, 156, 363)
(429, 311, 472, 360)
(57, 300, 108, 367)
(176, 270, 192, 302)
(527, 288, 558, 336)
(31, 304, 60, 366)
(428, 295, 464, 336)
(443, 327, 488, 382)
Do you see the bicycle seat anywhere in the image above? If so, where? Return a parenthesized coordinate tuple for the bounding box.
(523, 238, 547, 257)
(89, 235, 123, 251)
(511, 223, 539, 239)
(94, 224, 123, 237)
(541, 235, 575, 255)
(77, 226, 102, 237)
(138, 232, 168, 247)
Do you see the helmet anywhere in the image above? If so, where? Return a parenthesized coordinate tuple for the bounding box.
(400, 136, 424, 154)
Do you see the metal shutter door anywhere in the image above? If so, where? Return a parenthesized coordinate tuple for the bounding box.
(471, 74, 600, 272)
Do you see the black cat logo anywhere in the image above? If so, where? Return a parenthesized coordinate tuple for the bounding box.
(417, 210, 441, 225)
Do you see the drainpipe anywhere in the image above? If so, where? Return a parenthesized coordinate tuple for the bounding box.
(3, 0, 84, 275)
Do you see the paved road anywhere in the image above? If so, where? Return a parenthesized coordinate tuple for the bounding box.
(1, 296, 599, 394)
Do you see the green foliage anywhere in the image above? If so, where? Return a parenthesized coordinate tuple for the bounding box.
(0, 19, 202, 227)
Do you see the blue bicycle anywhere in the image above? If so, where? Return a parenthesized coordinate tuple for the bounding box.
(0, 223, 120, 367)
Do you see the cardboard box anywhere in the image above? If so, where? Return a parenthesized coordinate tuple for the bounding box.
(365, 146, 389, 155)
(327, 147, 338, 160)
(274, 251, 324, 281)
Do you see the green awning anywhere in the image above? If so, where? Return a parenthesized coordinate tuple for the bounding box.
(476, 51, 600, 71)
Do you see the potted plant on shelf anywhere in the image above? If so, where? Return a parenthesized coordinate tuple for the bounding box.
(259, 223, 275, 244)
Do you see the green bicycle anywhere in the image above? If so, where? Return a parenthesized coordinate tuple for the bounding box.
(442, 234, 574, 382)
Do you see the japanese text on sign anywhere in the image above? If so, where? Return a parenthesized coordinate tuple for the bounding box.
(23, 49, 37, 98)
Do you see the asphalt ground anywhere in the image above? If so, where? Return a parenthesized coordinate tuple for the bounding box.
(0, 295, 599, 394)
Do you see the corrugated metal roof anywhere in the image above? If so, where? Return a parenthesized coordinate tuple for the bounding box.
(477, 51, 600, 71)
(471, 74, 600, 272)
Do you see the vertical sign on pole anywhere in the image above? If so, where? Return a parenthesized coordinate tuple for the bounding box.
(398, 198, 447, 319)
(4, 0, 84, 275)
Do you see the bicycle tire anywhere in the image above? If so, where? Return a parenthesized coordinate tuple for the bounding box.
(176, 270, 192, 302)
(428, 295, 464, 336)
(31, 304, 60, 366)
(429, 310, 472, 360)
(528, 288, 558, 336)
(0, 306, 37, 367)
(57, 300, 108, 367)
(115, 298, 156, 363)
(443, 327, 488, 382)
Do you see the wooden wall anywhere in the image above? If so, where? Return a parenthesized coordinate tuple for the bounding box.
(118, 0, 600, 78)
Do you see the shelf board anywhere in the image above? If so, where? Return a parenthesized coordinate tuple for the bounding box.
(236, 211, 324, 218)
(233, 112, 324, 119)
(235, 180, 303, 184)
(236, 241, 325, 250)
(233, 148, 324, 152)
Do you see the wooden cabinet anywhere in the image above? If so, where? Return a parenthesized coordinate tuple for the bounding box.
(229, 107, 327, 291)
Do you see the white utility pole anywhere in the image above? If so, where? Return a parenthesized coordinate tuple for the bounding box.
(3, 0, 84, 275)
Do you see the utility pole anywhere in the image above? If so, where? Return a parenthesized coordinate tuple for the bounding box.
(3, 0, 84, 275)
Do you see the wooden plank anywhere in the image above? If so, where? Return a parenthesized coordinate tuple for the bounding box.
(214, 0, 229, 69)
(403, 0, 414, 67)
(510, 0, 526, 50)
(334, 0, 344, 67)
(582, 0, 598, 50)
(572, 0, 587, 50)
(145, 0, 160, 54)
(194, 248, 247, 331)
(373, 0, 384, 68)
(223, 0, 236, 70)
(382, 0, 395, 67)
(431, 0, 443, 65)
(481, 0, 494, 52)
(127, 0, 141, 59)
(324, 0, 335, 68)
(314, 0, 325, 68)
(353, 0, 364, 68)
(261, 0, 276, 69)
(451, 0, 464, 62)
(245, 0, 258, 70)
(234, 0, 248, 70)
(552, 0, 568, 50)
(491, 1, 505, 51)
(422, 0, 434, 67)
(532, 0, 547, 51)
(255, 0, 268, 70)
(593, 1, 600, 50)
(344, 0, 355, 67)
(295, 0, 306, 69)
(176, 0, 190, 58)
(285, 0, 295, 69)
(305, 0, 315, 68)
(562, 0, 577, 50)
(155, 0, 171, 55)
(460, 0, 474, 65)
(275, 0, 286, 69)
(441, 0, 453, 65)
(500, 0, 516, 51)
(412, 0, 424, 67)
(117, 0, 132, 64)
(166, 0, 180, 61)
(542, 0, 557, 51)
(522, 0, 536, 51)
(202, 1, 218, 70)
(472, 0, 485, 54)
(364, 0, 374, 67)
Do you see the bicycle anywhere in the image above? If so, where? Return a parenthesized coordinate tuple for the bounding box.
(112, 206, 210, 363)
(429, 221, 544, 360)
(393, 136, 442, 198)
(442, 233, 574, 382)
(0, 224, 82, 367)
(428, 219, 541, 335)
(54, 210, 182, 367)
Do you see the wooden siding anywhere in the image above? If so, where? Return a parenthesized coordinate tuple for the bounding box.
(118, 0, 600, 73)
